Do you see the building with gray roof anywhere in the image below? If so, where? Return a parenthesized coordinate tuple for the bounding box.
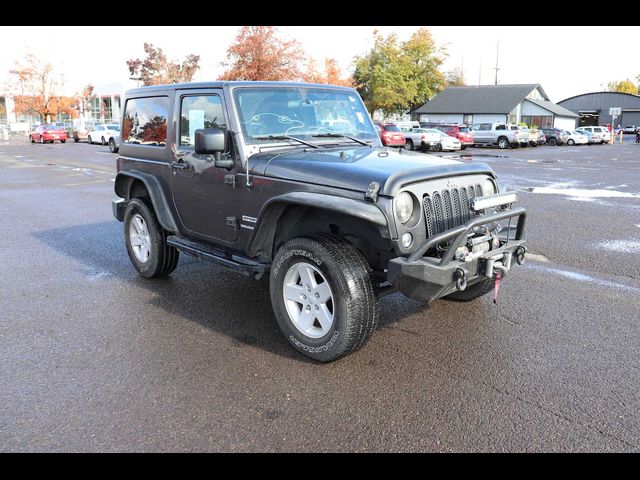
(410, 84, 578, 130)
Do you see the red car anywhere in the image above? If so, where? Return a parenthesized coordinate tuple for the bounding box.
(437, 124, 473, 149)
(30, 124, 67, 144)
(375, 123, 405, 147)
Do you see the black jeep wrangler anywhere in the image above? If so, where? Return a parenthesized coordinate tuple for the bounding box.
(112, 81, 527, 362)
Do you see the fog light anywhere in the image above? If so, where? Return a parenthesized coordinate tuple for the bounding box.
(401, 232, 413, 248)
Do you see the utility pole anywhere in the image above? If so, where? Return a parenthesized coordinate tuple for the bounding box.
(494, 41, 500, 85)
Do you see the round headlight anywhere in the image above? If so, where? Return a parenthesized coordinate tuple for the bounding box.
(394, 192, 414, 224)
(481, 178, 497, 196)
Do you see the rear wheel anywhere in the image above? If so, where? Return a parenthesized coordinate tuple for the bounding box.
(567, 139, 575, 146)
(108, 137, 118, 153)
(270, 233, 378, 362)
(61, 139, 66, 144)
(548, 137, 557, 146)
(497, 137, 509, 149)
(30, 136, 34, 143)
(101, 136, 106, 145)
(39, 136, 44, 144)
(461, 145, 467, 150)
(123, 198, 179, 278)
(87, 135, 92, 144)
(405, 139, 414, 151)
(435, 143, 443, 152)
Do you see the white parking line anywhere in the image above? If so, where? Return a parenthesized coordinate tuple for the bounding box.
(525, 263, 640, 293)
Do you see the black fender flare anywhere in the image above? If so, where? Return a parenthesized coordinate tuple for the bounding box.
(114, 170, 179, 233)
(246, 191, 390, 258)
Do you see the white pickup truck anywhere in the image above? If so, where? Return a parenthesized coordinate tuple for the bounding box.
(398, 126, 441, 151)
(470, 122, 523, 149)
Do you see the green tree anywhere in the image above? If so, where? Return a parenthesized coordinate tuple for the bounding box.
(402, 28, 447, 109)
(127, 43, 200, 86)
(607, 79, 638, 95)
(353, 29, 446, 116)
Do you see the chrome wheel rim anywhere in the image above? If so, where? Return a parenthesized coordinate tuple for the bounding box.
(128, 213, 151, 263)
(283, 262, 334, 338)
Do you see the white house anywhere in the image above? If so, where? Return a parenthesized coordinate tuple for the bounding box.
(410, 84, 578, 130)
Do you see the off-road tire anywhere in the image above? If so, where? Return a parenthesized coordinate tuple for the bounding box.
(446, 277, 494, 302)
(270, 233, 379, 362)
(123, 198, 179, 278)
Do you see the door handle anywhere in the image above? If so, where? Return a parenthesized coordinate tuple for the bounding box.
(170, 161, 189, 171)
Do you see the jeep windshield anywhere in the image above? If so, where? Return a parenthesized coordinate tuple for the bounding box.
(233, 87, 378, 147)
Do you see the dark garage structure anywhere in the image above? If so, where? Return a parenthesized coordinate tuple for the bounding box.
(557, 91, 640, 128)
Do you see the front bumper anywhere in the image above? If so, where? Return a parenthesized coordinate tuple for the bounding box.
(387, 207, 527, 303)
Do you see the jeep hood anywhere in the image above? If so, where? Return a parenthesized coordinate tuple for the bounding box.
(248, 146, 494, 196)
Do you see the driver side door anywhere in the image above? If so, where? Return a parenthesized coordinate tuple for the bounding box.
(169, 89, 238, 243)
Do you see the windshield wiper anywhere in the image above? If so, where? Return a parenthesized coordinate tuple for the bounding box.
(250, 134, 319, 149)
(311, 133, 371, 146)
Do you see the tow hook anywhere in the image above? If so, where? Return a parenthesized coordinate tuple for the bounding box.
(515, 246, 526, 265)
(453, 268, 468, 291)
(494, 265, 508, 277)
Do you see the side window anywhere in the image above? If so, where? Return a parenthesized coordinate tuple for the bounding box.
(179, 95, 227, 147)
(495, 124, 505, 130)
(122, 96, 169, 147)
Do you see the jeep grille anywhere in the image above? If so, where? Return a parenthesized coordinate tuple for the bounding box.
(423, 183, 483, 237)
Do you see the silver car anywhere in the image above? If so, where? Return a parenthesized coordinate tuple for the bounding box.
(108, 133, 120, 153)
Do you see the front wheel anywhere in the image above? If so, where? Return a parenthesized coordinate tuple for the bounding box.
(61, 139, 66, 144)
(497, 137, 509, 149)
(270, 233, 379, 362)
(405, 139, 414, 151)
(435, 143, 443, 152)
(547, 137, 557, 146)
(101, 136, 106, 145)
(30, 136, 34, 143)
(567, 139, 575, 146)
(87, 135, 92, 144)
(108, 137, 118, 153)
(123, 198, 179, 278)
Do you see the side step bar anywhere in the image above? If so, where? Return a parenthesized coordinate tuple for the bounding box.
(166, 235, 270, 279)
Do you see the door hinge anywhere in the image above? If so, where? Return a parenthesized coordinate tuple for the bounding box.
(226, 216, 238, 230)
(224, 174, 236, 187)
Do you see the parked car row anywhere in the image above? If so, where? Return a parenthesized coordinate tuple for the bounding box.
(28, 123, 121, 147)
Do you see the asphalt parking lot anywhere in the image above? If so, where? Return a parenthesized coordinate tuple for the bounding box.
(1, 137, 639, 452)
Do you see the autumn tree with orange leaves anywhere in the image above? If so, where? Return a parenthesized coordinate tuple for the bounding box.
(9, 54, 77, 123)
(219, 26, 305, 81)
(127, 43, 200, 86)
(302, 58, 353, 87)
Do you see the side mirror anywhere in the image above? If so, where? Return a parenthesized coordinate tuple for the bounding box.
(194, 128, 225, 154)
(194, 128, 233, 169)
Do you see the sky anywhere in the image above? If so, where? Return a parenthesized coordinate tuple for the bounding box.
(1, 26, 638, 103)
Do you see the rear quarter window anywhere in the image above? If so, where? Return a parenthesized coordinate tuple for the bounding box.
(122, 96, 169, 147)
